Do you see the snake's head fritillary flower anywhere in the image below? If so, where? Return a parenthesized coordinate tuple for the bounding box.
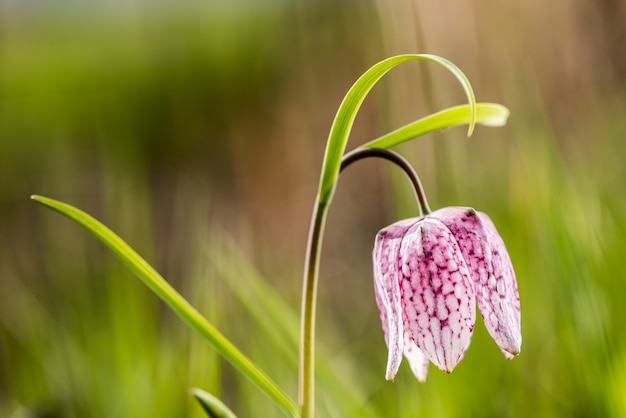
(373, 206, 521, 382)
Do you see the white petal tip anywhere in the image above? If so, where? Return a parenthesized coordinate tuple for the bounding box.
(502, 348, 520, 360)
(432, 362, 455, 375)
(385, 362, 399, 382)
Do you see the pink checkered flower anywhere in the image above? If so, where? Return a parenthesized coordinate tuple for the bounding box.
(373, 206, 521, 382)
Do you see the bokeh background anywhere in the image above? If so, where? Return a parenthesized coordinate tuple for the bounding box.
(2, 0, 626, 417)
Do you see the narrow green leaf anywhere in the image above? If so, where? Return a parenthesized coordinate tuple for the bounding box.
(318, 54, 476, 205)
(209, 235, 380, 418)
(192, 388, 238, 418)
(30, 195, 300, 418)
(363, 102, 510, 150)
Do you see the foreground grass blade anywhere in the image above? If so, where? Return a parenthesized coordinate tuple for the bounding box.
(31, 195, 300, 418)
(317, 54, 476, 205)
(192, 388, 238, 418)
(363, 103, 509, 150)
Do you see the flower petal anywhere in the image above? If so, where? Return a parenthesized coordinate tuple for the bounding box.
(403, 333, 429, 382)
(399, 218, 476, 373)
(373, 218, 419, 381)
(431, 207, 521, 357)
(478, 213, 521, 356)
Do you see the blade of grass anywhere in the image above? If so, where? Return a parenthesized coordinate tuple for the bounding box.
(208, 235, 380, 418)
(192, 388, 238, 418)
(30, 195, 300, 418)
(363, 103, 509, 150)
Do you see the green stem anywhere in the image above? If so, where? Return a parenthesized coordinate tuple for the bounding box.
(299, 148, 429, 417)
(299, 200, 328, 418)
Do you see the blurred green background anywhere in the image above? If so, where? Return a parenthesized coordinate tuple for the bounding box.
(2, 0, 626, 417)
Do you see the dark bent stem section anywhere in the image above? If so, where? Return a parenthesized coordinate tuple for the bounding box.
(299, 147, 429, 418)
(341, 147, 431, 215)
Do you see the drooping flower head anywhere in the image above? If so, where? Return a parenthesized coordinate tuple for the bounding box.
(373, 206, 521, 382)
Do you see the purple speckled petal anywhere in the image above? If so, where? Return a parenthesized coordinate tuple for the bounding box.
(477, 213, 521, 356)
(403, 333, 429, 382)
(372, 218, 420, 381)
(399, 218, 476, 373)
(431, 207, 521, 357)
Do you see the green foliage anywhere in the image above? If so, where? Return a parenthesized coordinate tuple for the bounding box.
(317, 54, 477, 205)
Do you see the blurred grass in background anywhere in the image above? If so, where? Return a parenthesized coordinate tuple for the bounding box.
(2, 0, 626, 416)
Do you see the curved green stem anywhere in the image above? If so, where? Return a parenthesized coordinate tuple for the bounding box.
(299, 148, 429, 417)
